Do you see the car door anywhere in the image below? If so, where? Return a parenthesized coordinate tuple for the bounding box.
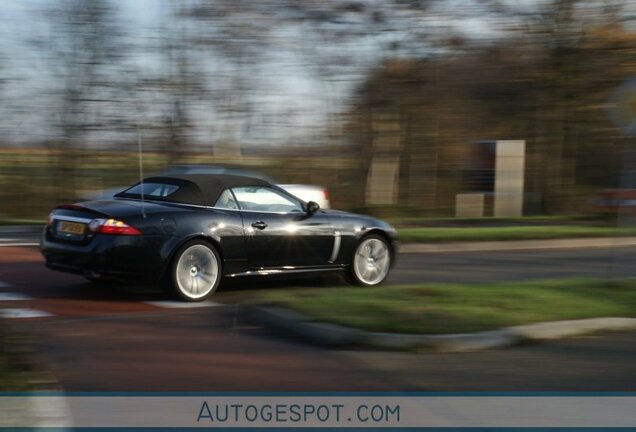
(231, 186, 334, 269)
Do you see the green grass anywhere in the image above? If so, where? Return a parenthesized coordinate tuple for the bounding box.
(397, 225, 636, 243)
(257, 279, 636, 334)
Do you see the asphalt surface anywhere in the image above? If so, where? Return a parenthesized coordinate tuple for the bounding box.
(1, 242, 636, 391)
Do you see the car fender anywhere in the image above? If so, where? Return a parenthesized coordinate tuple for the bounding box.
(322, 211, 397, 266)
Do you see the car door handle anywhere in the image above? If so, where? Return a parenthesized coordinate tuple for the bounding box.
(251, 221, 268, 230)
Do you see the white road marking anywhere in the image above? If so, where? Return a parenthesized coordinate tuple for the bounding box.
(0, 308, 53, 319)
(144, 300, 223, 308)
(0, 242, 39, 247)
(0, 292, 32, 301)
(0, 238, 19, 242)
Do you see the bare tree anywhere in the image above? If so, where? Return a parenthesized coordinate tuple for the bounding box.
(40, 0, 126, 198)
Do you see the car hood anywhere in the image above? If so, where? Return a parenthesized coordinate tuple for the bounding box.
(321, 208, 372, 218)
(321, 209, 395, 230)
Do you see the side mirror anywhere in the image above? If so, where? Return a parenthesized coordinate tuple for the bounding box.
(306, 201, 320, 215)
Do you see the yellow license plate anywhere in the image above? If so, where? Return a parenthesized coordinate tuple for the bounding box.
(58, 221, 85, 235)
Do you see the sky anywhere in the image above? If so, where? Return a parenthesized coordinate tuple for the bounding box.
(1, 0, 342, 146)
(0, 0, 624, 148)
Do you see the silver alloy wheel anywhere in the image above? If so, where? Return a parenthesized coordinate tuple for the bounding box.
(353, 237, 390, 285)
(175, 244, 219, 300)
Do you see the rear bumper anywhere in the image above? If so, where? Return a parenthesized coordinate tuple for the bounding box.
(40, 229, 169, 282)
(43, 261, 136, 282)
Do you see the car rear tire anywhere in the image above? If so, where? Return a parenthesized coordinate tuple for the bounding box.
(347, 234, 391, 286)
(170, 240, 221, 302)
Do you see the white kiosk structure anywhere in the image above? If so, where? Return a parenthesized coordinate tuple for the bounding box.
(456, 140, 526, 218)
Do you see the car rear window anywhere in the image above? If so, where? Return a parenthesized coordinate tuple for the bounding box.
(123, 183, 180, 197)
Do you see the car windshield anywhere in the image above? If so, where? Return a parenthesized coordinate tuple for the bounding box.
(232, 186, 303, 213)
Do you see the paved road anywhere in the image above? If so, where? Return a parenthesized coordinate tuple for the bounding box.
(1, 245, 636, 391)
(345, 329, 636, 391)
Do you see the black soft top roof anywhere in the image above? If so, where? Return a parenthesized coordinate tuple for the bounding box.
(115, 174, 271, 206)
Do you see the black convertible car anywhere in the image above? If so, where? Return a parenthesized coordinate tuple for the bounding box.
(41, 174, 398, 301)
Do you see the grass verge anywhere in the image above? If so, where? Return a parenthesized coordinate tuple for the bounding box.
(257, 279, 636, 334)
(398, 225, 636, 243)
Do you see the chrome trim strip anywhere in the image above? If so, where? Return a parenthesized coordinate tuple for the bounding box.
(226, 266, 345, 278)
(229, 208, 302, 215)
(329, 231, 341, 263)
(51, 215, 92, 224)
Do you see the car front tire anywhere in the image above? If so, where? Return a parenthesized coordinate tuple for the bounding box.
(170, 240, 221, 302)
(348, 234, 391, 286)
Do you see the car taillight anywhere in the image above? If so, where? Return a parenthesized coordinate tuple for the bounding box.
(323, 189, 329, 202)
(89, 218, 142, 236)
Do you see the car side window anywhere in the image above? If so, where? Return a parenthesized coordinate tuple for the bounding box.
(232, 187, 303, 213)
(215, 189, 239, 210)
(123, 182, 180, 197)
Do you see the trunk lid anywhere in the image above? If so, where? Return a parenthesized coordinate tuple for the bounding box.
(48, 198, 169, 243)
(75, 198, 170, 218)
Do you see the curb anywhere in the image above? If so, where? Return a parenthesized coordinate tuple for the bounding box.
(399, 236, 636, 254)
(246, 306, 636, 352)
